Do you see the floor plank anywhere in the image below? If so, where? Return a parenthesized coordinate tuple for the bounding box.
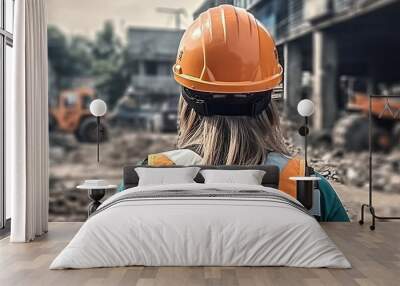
(0, 222, 399, 286)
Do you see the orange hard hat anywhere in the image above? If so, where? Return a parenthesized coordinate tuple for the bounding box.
(173, 5, 283, 94)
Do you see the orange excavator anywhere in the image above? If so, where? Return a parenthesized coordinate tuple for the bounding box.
(333, 77, 400, 151)
(49, 87, 108, 142)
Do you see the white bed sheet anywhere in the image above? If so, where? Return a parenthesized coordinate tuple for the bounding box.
(50, 183, 350, 269)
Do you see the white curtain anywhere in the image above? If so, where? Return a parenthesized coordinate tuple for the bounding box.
(7, 0, 49, 242)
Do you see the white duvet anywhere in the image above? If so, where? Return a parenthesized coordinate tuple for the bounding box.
(50, 183, 350, 269)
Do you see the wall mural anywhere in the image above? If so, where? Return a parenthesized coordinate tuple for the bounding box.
(47, 0, 400, 223)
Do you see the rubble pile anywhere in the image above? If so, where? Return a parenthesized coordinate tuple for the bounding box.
(308, 141, 400, 194)
(280, 113, 400, 193)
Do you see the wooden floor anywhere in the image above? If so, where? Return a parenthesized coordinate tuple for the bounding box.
(0, 222, 399, 286)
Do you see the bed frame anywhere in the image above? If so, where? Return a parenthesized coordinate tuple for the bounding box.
(123, 165, 280, 190)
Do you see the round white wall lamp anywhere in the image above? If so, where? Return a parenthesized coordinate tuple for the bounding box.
(90, 99, 107, 117)
(297, 99, 315, 117)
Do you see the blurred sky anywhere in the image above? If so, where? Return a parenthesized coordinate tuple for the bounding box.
(47, 0, 202, 39)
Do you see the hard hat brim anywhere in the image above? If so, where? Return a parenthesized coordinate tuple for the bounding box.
(173, 64, 283, 94)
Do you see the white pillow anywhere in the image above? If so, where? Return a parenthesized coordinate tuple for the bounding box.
(200, 169, 266, 185)
(135, 167, 200, 186)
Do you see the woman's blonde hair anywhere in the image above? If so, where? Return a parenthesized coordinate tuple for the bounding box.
(177, 95, 289, 165)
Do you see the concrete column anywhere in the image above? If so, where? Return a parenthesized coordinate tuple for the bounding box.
(283, 41, 303, 119)
(138, 61, 146, 76)
(312, 30, 338, 130)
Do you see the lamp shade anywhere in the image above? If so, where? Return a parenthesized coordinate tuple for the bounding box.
(90, 99, 107, 117)
(297, 99, 315, 117)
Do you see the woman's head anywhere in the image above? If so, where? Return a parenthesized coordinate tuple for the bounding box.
(173, 5, 287, 165)
(177, 96, 288, 165)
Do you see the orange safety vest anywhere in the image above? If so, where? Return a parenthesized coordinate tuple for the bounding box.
(146, 149, 305, 199)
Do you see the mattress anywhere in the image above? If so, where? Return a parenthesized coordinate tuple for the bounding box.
(50, 183, 350, 269)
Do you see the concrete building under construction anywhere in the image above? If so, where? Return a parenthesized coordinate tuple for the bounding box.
(126, 27, 184, 102)
(233, 0, 400, 131)
(193, 0, 234, 19)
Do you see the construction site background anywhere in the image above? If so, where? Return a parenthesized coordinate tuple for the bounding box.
(48, 0, 400, 221)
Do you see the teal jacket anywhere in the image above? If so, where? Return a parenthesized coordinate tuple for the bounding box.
(266, 153, 349, 222)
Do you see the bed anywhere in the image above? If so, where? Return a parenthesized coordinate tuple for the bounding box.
(50, 165, 350, 269)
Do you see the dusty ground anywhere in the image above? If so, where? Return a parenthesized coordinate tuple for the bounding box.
(49, 131, 177, 221)
(49, 129, 400, 222)
(333, 182, 400, 221)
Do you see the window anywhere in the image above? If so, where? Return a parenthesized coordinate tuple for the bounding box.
(144, 61, 158, 75)
(158, 61, 173, 76)
(1, 0, 14, 230)
(5, 0, 13, 33)
(64, 92, 78, 108)
(82, 93, 92, 109)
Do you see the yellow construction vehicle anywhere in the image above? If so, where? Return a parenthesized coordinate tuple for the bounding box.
(49, 87, 108, 142)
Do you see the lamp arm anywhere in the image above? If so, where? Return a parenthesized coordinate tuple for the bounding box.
(97, 117, 100, 163)
(304, 116, 309, 176)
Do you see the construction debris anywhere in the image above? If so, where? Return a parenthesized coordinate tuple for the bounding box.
(49, 120, 400, 222)
(49, 131, 177, 221)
